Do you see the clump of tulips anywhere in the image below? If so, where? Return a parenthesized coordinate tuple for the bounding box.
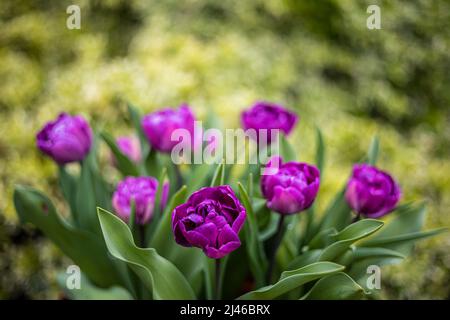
(14, 102, 445, 300)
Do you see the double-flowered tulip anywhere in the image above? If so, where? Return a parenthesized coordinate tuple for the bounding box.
(241, 101, 298, 144)
(172, 186, 246, 259)
(261, 156, 320, 215)
(141, 104, 196, 153)
(36, 113, 92, 165)
(114, 136, 142, 163)
(345, 164, 401, 218)
(112, 176, 169, 225)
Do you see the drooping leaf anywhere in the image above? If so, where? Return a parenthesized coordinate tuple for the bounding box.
(237, 262, 344, 300)
(301, 273, 367, 300)
(97, 207, 196, 299)
(14, 186, 122, 288)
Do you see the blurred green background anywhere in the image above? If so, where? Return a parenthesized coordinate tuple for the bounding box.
(0, 0, 449, 299)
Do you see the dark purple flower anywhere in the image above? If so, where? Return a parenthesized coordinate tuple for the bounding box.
(36, 113, 93, 165)
(172, 186, 246, 259)
(112, 176, 169, 225)
(345, 164, 401, 218)
(261, 156, 320, 215)
(241, 101, 298, 144)
(114, 136, 142, 163)
(141, 104, 197, 153)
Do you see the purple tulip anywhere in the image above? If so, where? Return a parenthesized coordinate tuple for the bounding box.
(141, 104, 196, 153)
(36, 113, 93, 165)
(112, 176, 169, 225)
(345, 164, 401, 218)
(114, 136, 142, 163)
(172, 186, 246, 259)
(261, 156, 320, 215)
(241, 101, 298, 144)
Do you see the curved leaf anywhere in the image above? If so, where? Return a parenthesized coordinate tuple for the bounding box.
(97, 207, 196, 299)
(100, 131, 139, 176)
(237, 262, 344, 300)
(301, 273, 367, 300)
(319, 219, 384, 261)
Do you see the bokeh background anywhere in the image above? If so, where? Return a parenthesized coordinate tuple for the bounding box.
(0, 0, 449, 299)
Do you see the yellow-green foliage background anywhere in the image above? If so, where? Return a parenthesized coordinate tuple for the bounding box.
(0, 0, 449, 299)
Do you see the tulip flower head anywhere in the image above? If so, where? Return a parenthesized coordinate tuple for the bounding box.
(261, 156, 320, 215)
(36, 113, 93, 165)
(172, 185, 246, 259)
(345, 164, 401, 218)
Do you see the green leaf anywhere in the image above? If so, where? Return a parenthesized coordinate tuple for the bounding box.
(101, 131, 139, 176)
(210, 161, 225, 187)
(319, 219, 384, 261)
(58, 165, 78, 224)
(237, 262, 344, 300)
(149, 186, 204, 287)
(286, 250, 322, 271)
(14, 186, 121, 287)
(76, 157, 102, 235)
(319, 187, 352, 232)
(315, 127, 325, 174)
(145, 148, 160, 177)
(279, 135, 296, 162)
(352, 247, 406, 261)
(186, 163, 214, 195)
(367, 136, 379, 165)
(127, 103, 149, 156)
(308, 228, 337, 249)
(238, 182, 267, 286)
(97, 207, 196, 299)
(359, 204, 446, 254)
(57, 272, 133, 300)
(301, 273, 367, 300)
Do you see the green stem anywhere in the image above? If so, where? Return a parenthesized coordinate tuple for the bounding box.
(266, 215, 286, 284)
(215, 259, 222, 300)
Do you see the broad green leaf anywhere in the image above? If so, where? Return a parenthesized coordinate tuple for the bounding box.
(210, 161, 225, 187)
(352, 247, 406, 261)
(308, 227, 337, 249)
(237, 262, 344, 300)
(97, 207, 196, 299)
(359, 204, 446, 254)
(238, 182, 267, 286)
(14, 186, 121, 287)
(319, 187, 352, 232)
(286, 250, 323, 271)
(100, 131, 139, 176)
(58, 165, 78, 224)
(149, 186, 204, 287)
(319, 219, 384, 261)
(301, 273, 367, 300)
(367, 136, 379, 165)
(57, 273, 133, 300)
(76, 158, 100, 235)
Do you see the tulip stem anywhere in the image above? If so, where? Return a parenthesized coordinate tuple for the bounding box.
(215, 259, 222, 300)
(138, 225, 146, 248)
(351, 213, 361, 223)
(266, 215, 286, 284)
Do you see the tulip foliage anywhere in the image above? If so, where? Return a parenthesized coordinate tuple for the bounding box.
(14, 103, 445, 300)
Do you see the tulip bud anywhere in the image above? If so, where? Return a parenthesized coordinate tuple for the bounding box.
(36, 113, 92, 165)
(345, 164, 401, 218)
(261, 156, 320, 215)
(172, 185, 246, 259)
(141, 104, 196, 153)
(241, 101, 298, 144)
(114, 136, 142, 164)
